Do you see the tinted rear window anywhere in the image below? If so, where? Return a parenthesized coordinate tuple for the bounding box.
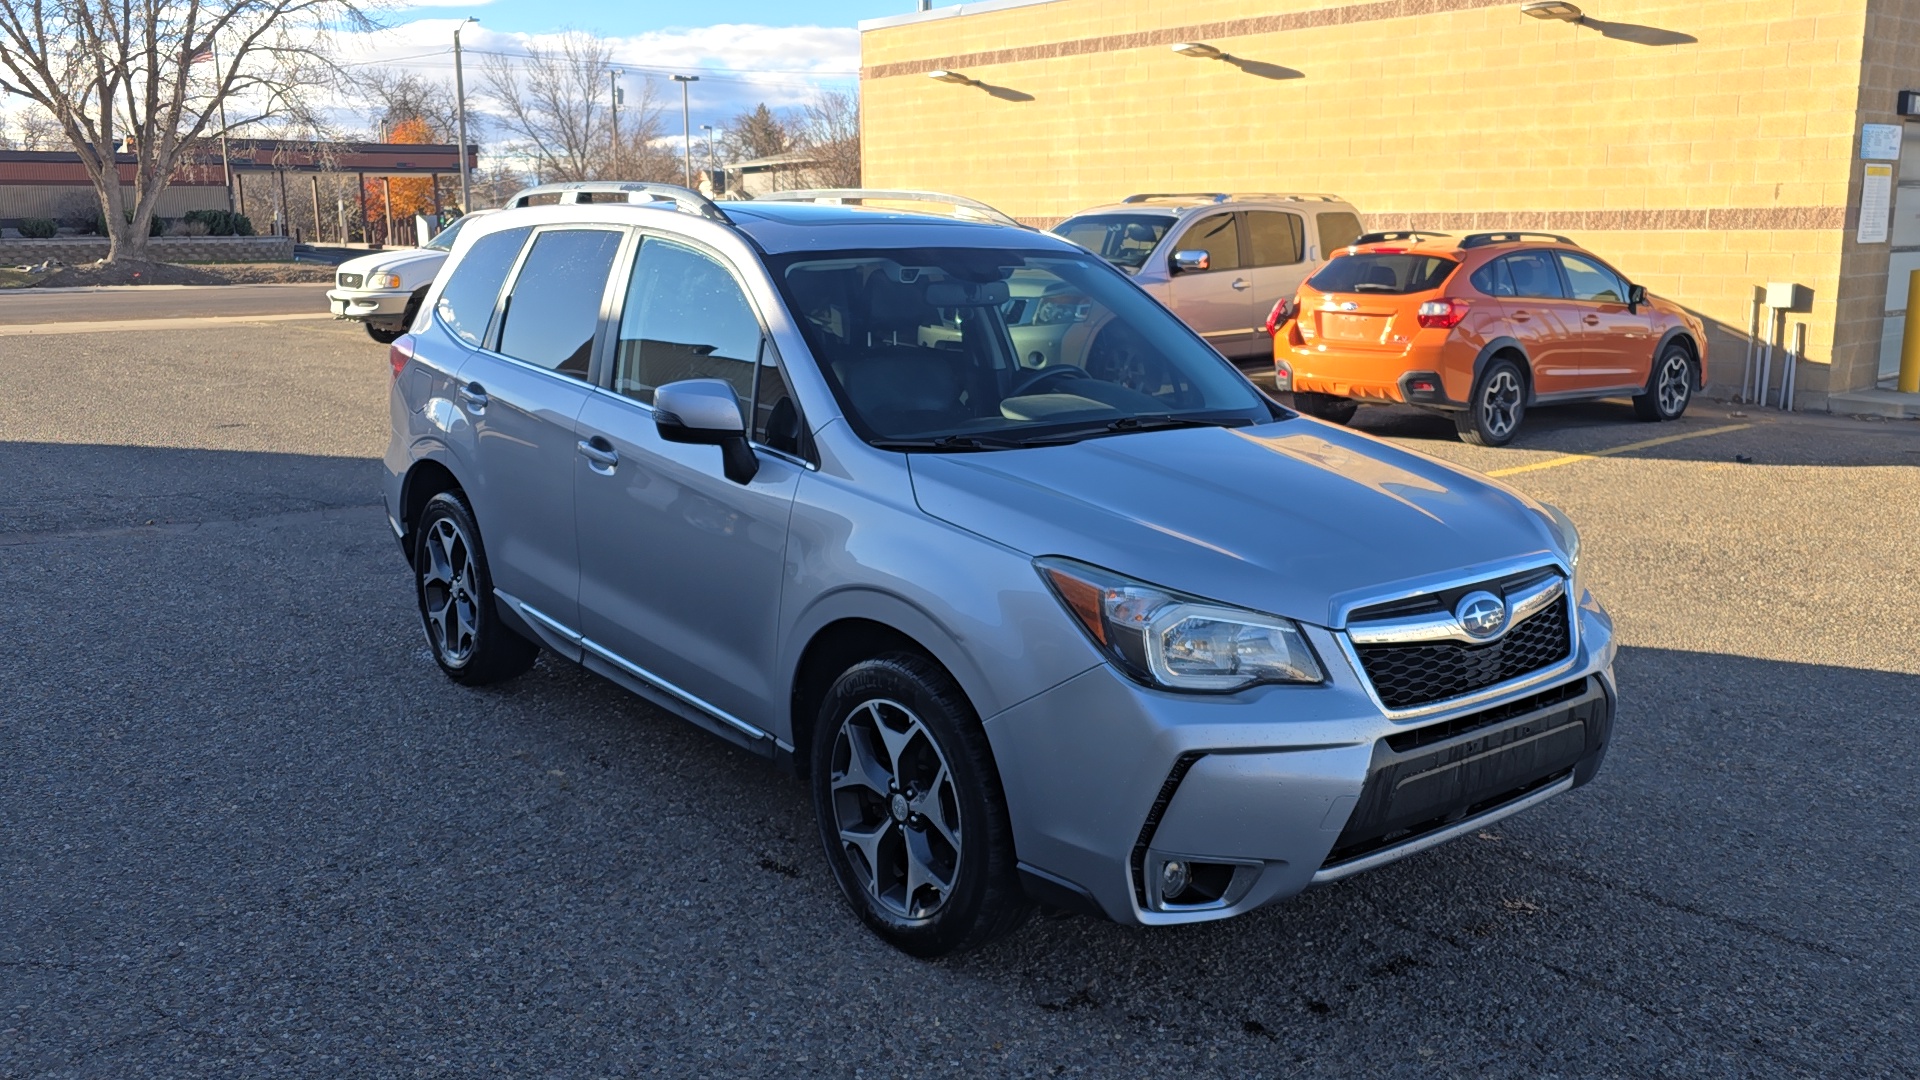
(435, 225, 531, 346)
(1051, 214, 1173, 272)
(1307, 253, 1457, 295)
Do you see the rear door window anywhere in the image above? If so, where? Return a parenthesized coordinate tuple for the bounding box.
(1318, 211, 1364, 253)
(1470, 258, 1516, 297)
(1501, 251, 1567, 299)
(1306, 254, 1457, 295)
(495, 228, 625, 379)
(1174, 213, 1240, 272)
(435, 225, 531, 346)
(1245, 211, 1305, 267)
(1556, 252, 1627, 302)
(614, 237, 761, 409)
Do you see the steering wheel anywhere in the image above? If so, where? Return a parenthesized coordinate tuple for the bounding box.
(1009, 364, 1091, 397)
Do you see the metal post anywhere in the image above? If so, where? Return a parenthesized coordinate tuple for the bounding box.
(672, 74, 699, 188)
(454, 18, 477, 214)
(1757, 308, 1779, 410)
(1784, 322, 1805, 411)
(382, 176, 394, 246)
(610, 69, 621, 178)
(1740, 289, 1762, 404)
(356, 170, 367, 244)
(211, 40, 234, 212)
(1900, 268, 1920, 394)
(309, 174, 321, 243)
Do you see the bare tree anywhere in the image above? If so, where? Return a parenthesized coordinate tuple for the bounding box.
(0, 0, 370, 262)
(360, 68, 459, 142)
(721, 102, 791, 163)
(795, 90, 858, 189)
(479, 31, 669, 184)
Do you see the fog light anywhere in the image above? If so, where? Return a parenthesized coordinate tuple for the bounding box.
(1159, 860, 1191, 899)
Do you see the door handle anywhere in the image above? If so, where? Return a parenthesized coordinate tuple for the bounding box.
(1230, 278, 1250, 291)
(577, 436, 619, 472)
(1511, 310, 1531, 322)
(1584, 314, 1601, 326)
(456, 383, 488, 412)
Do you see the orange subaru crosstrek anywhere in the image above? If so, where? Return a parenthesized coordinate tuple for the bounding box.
(1267, 231, 1709, 445)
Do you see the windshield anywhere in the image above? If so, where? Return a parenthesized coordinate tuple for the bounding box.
(771, 248, 1272, 449)
(1050, 214, 1174, 273)
(1307, 253, 1458, 295)
(422, 215, 472, 252)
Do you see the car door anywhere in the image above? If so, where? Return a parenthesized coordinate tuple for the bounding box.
(1164, 211, 1256, 358)
(1494, 250, 1584, 396)
(457, 225, 626, 635)
(1240, 210, 1311, 358)
(572, 234, 805, 735)
(1555, 250, 1653, 391)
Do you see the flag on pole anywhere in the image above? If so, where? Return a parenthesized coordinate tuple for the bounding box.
(188, 46, 215, 65)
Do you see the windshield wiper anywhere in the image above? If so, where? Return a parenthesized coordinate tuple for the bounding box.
(1019, 414, 1252, 445)
(868, 433, 1034, 452)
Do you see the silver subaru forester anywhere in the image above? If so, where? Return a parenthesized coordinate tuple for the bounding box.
(382, 182, 1615, 957)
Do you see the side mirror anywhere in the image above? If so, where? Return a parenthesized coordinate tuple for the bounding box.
(1171, 249, 1211, 274)
(1628, 283, 1647, 311)
(653, 378, 758, 484)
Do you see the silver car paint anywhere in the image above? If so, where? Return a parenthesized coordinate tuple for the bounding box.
(384, 200, 1614, 927)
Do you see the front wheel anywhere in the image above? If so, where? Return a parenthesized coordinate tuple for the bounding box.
(414, 492, 539, 685)
(1456, 358, 1527, 446)
(365, 322, 404, 344)
(1292, 391, 1359, 425)
(810, 654, 1031, 957)
(1633, 345, 1694, 422)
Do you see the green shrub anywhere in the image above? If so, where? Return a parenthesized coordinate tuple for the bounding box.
(19, 218, 58, 239)
(181, 209, 255, 237)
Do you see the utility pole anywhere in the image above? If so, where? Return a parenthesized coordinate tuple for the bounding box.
(700, 124, 718, 194)
(672, 74, 699, 188)
(454, 17, 478, 213)
(610, 69, 622, 178)
(212, 40, 234, 212)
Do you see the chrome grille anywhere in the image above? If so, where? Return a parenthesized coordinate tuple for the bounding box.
(1354, 600, 1570, 710)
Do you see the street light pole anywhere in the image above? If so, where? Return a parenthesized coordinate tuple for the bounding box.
(453, 17, 478, 214)
(699, 123, 717, 191)
(609, 69, 622, 177)
(671, 74, 699, 188)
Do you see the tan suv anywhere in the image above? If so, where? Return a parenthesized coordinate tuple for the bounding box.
(1052, 193, 1365, 363)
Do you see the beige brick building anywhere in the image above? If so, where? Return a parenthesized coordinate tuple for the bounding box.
(860, 0, 1920, 406)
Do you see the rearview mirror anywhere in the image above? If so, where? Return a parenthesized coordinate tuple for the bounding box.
(654, 378, 758, 484)
(1171, 250, 1211, 274)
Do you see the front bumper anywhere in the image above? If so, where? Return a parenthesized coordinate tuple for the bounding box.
(327, 288, 413, 321)
(983, 591, 1615, 926)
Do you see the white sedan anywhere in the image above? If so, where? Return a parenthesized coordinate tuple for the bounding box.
(327, 212, 488, 344)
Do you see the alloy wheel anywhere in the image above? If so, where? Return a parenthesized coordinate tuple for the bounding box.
(420, 517, 479, 665)
(1657, 354, 1691, 416)
(828, 698, 964, 920)
(1480, 369, 1522, 440)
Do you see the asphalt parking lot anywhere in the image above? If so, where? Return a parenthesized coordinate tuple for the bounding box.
(3, 301, 1917, 1078)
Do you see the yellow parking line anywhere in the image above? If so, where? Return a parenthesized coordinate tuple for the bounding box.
(1484, 423, 1752, 478)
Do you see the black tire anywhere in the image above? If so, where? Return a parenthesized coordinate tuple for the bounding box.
(413, 491, 538, 685)
(1456, 357, 1527, 447)
(365, 322, 404, 344)
(810, 653, 1031, 958)
(1292, 391, 1359, 425)
(1633, 343, 1694, 422)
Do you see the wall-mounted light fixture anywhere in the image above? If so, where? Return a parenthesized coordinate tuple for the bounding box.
(1520, 1, 1585, 21)
(927, 69, 974, 84)
(1171, 42, 1224, 59)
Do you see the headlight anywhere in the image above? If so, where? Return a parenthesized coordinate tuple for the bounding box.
(1538, 503, 1585, 599)
(367, 272, 402, 290)
(1036, 557, 1324, 692)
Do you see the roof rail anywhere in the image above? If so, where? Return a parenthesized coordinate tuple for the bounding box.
(752, 188, 1025, 228)
(502, 181, 730, 222)
(1353, 230, 1453, 245)
(1458, 231, 1573, 249)
(1121, 192, 1344, 205)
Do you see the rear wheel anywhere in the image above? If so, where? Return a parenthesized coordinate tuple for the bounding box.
(1633, 344, 1694, 422)
(414, 492, 538, 685)
(1456, 358, 1526, 446)
(810, 653, 1030, 957)
(1291, 391, 1359, 425)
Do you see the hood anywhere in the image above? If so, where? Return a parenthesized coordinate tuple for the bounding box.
(907, 418, 1561, 628)
(337, 247, 446, 279)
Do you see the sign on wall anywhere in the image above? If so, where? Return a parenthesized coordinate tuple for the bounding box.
(1860, 163, 1894, 243)
(1862, 123, 1903, 160)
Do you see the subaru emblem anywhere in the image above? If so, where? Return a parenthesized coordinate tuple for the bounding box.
(1339, 301, 1358, 312)
(1455, 591, 1507, 640)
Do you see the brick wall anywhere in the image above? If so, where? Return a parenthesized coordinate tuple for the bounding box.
(0, 236, 296, 265)
(862, 0, 1888, 398)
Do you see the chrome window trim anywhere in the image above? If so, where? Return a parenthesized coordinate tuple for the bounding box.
(1329, 554, 1564, 627)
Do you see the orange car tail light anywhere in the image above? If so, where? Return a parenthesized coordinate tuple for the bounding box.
(1263, 298, 1296, 336)
(1416, 298, 1470, 329)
